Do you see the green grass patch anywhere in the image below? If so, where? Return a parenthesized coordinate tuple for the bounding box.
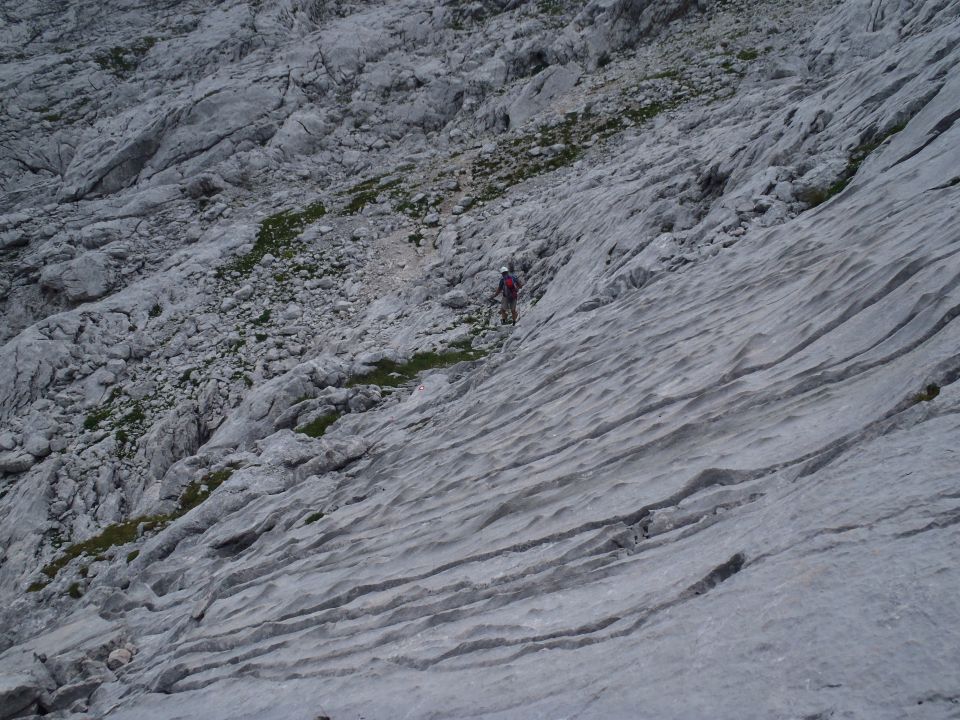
(348, 344, 486, 388)
(36, 514, 171, 583)
(251, 309, 272, 325)
(179, 468, 234, 514)
(126, 550, 140, 563)
(218, 201, 326, 277)
(31, 467, 237, 588)
(474, 103, 676, 202)
(623, 101, 669, 125)
(345, 178, 401, 214)
(305, 511, 325, 524)
(149, 303, 162, 317)
(83, 406, 113, 431)
(94, 37, 157, 75)
(123, 404, 145, 424)
(395, 194, 431, 217)
(538, 0, 566, 14)
(913, 383, 940, 403)
(803, 120, 909, 208)
(296, 411, 343, 438)
(736, 48, 759, 61)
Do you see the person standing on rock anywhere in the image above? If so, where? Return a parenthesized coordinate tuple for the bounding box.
(490, 266, 523, 325)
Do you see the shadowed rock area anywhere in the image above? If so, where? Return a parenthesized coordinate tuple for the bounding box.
(1, 0, 959, 717)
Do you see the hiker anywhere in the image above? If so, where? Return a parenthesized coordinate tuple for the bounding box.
(490, 266, 523, 324)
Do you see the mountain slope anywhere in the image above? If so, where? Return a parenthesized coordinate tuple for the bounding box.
(1, 0, 959, 718)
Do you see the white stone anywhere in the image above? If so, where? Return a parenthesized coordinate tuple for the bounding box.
(107, 648, 133, 670)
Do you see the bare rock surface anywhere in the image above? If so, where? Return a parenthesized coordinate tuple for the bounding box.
(2, 0, 960, 717)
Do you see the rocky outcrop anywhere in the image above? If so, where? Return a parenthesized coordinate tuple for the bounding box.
(39, 252, 116, 303)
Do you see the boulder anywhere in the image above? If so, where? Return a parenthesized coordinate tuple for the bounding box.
(207, 358, 346, 451)
(23, 435, 51, 458)
(0, 655, 55, 720)
(106, 647, 133, 670)
(506, 64, 581, 129)
(184, 173, 226, 199)
(296, 435, 368, 479)
(441, 289, 470, 309)
(233, 284, 255, 301)
(39, 252, 115, 303)
(0, 451, 35, 474)
(256, 430, 328, 467)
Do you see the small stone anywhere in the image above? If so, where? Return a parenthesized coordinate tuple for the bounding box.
(106, 648, 133, 670)
(233, 284, 255, 301)
(424, 213, 440, 226)
(0, 431, 16, 451)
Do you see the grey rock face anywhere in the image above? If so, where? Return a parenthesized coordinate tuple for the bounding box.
(2, 0, 960, 718)
(38, 252, 115, 303)
(0, 654, 55, 720)
(208, 359, 345, 451)
(296, 435, 368, 478)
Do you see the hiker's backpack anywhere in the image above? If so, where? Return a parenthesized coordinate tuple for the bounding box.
(503, 275, 518, 300)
